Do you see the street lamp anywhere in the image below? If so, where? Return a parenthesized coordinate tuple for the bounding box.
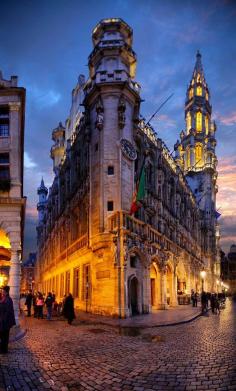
(200, 270, 206, 292)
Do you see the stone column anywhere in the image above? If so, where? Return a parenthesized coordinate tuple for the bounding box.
(172, 267, 178, 306)
(160, 267, 168, 309)
(9, 248, 21, 325)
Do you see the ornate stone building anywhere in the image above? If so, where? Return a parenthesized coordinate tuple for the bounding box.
(221, 245, 236, 294)
(21, 252, 37, 293)
(36, 18, 220, 317)
(0, 71, 26, 323)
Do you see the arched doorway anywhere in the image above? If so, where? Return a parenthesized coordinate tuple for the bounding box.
(150, 262, 161, 310)
(128, 276, 139, 316)
(0, 229, 11, 287)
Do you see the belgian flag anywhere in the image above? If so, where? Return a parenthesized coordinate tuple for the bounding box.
(130, 160, 145, 215)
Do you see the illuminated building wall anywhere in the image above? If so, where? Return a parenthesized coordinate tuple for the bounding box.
(0, 71, 26, 323)
(36, 20, 220, 317)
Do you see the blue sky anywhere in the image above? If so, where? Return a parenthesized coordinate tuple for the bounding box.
(0, 0, 235, 256)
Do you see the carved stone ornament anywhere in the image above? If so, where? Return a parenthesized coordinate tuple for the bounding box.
(95, 97, 104, 131)
(120, 138, 137, 161)
(118, 95, 126, 129)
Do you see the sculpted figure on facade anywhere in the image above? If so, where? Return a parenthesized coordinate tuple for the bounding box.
(95, 97, 104, 131)
(118, 95, 126, 129)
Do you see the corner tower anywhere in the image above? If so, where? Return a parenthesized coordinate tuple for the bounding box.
(84, 18, 141, 238)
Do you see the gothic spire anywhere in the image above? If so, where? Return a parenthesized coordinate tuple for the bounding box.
(194, 50, 203, 75)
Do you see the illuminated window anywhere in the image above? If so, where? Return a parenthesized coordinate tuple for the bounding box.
(189, 88, 194, 99)
(196, 112, 202, 132)
(65, 270, 70, 294)
(73, 267, 80, 298)
(195, 144, 203, 166)
(205, 116, 209, 134)
(186, 112, 191, 133)
(197, 74, 201, 82)
(196, 86, 202, 96)
(186, 148, 191, 168)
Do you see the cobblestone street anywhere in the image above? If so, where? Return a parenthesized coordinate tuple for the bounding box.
(1, 300, 235, 391)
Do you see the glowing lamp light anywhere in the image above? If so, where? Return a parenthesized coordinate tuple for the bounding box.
(216, 279, 219, 285)
(200, 270, 206, 279)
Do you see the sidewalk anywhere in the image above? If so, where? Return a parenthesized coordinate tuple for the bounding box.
(76, 305, 202, 329)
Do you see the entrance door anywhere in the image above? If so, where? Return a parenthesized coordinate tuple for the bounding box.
(151, 278, 155, 306)
(130, 277, 138, 315)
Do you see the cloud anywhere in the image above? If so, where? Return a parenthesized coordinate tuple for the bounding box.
(28, 85, 61, 109)
(217, 155, 236, 216)
(24, 152, 37, 168)
(215, 111, 236, 126)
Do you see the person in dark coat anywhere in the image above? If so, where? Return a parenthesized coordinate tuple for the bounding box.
(25, 289, 33, 317)
(0, 286, 16, 354)
(62, 293, 76, 325)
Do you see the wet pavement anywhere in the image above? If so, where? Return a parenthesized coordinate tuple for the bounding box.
(76, 305, 201, 328)
(1, 299, 235, 391)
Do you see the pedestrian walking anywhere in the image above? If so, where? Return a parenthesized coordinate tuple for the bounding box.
(0, 286, 16, 354)
(25, 289, 33, 317)
(36, 293, 44, 319)
(210, 293, 216, 314)
(194, 292, 198, 307)
(62, 293, 76, 325)
(215, 295, 220, 315)
(201, 291, 208, 314)
(45, 292, 54, 320)
(191, 290, 195, 307)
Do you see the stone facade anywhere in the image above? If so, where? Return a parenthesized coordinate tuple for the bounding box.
(0, 71, 26, 323)
(35, 18, 220, 317)
(21, 252, 36, 293)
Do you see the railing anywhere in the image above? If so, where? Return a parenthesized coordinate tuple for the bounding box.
(108, 210, 202, 260)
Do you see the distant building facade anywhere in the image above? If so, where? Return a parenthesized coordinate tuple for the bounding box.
(35, 19, 220, 317)
(0, 71, 26, 322)
(221, 245, 236, 294)
(21, 252, 37, 293)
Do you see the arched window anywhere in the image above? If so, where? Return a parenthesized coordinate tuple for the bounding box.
(186, 147, 191, 169)
(189, 88, 194, 99)
(205, 116, 209, 134)
(196, 86, 202, 96)
(195, 144, 203, 166)
(196, 112, 202, 132)
(186, 112, 191, 133)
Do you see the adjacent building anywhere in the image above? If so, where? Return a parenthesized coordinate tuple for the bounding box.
(21, 252, 37, 293)
(35, 18, 220, 317)
(0, 70, 26, 323)
(221, 245, 236, 294)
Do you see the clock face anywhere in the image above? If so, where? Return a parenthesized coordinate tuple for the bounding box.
(120, 138, 137, 161)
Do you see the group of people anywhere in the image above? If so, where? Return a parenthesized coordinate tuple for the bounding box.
(24, 290, 76, 324)
(192, 290, 226, 314)
(201, 291, 225, 314)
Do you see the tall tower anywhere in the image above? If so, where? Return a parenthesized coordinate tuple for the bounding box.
(37, 178, 48, 225)
(84, 18, 141, 238)
(50, 122, 65, 174)
(175, 51, 218, 268)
